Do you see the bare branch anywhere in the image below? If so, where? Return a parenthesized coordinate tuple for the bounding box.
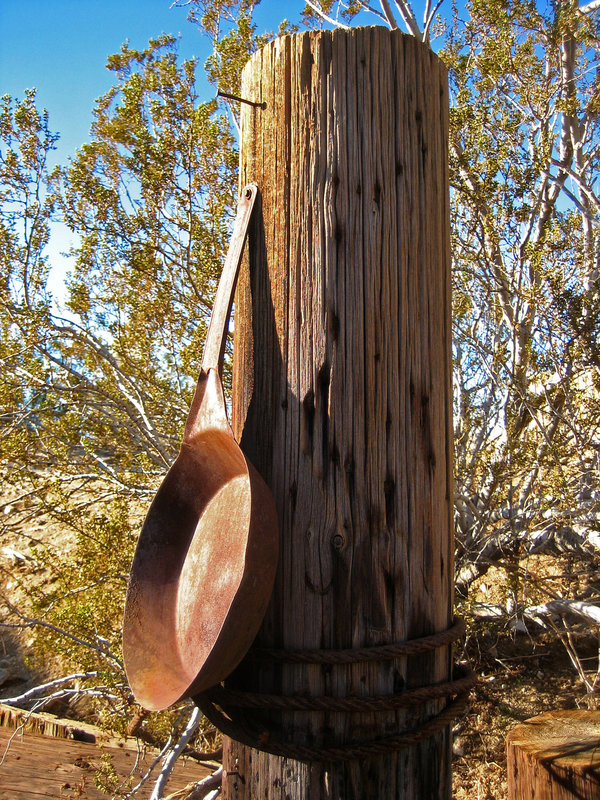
(124, 708, 191, 799)
(303, 0, 352, 29)
(392, 0, 423, 38)
(1, 672, 100, 707)
(0, 612, 122, 669)
(423, 0, 445, 42)
(378, 0, 400, 29)
(579, 0, 600, 14)
(150, 706, 204, 800)
(164, 768, 223, 800)
(525, 599, 600, 627)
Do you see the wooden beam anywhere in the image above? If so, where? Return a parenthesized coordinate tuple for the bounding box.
(225, 27, 453, 799)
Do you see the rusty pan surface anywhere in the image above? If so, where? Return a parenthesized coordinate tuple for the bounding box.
(123, 186, 278, 711)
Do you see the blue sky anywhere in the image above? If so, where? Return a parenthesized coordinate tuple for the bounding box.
(0, 0, 445, 166)
(0, 0, 433, 294)
(0, 0, 301, 293)
(0, 0, 300, 166)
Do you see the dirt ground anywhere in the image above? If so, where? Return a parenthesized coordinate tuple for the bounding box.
(452, 622, 587, 800)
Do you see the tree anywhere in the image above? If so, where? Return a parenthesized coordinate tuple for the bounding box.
(0, 33, 237, 784)
(0, 89, 57, 470)
(2, 35, 238, 497)
(442, 0, 600, 679)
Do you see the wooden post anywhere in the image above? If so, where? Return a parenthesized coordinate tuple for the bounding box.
(507, 710, 600, 800)
(225, 27, 453, 799)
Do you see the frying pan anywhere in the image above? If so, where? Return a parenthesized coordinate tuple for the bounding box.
(123, 185, 279, 712)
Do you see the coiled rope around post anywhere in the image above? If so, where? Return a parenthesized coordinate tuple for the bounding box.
(195, 618, 475, 763)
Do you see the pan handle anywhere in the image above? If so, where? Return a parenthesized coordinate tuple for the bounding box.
(201, 184, 258, 373)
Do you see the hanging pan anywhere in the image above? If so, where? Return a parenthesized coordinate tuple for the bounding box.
(123, 185, 278, 712)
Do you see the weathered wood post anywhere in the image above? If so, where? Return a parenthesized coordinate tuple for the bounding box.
(214, 26, 457, 799)
(507, 710, 600, 799)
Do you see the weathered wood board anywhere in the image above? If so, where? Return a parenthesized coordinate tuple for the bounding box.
(507, 710, 600, 800)
(0, 704, 212, 799)
(225, 25, 453, 800)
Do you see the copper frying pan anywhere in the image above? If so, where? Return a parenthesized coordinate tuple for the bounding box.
(123, 185, 278, 712)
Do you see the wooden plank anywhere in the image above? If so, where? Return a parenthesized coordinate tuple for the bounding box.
(0, 703, 122, 746)
(0, 723, 212, 799)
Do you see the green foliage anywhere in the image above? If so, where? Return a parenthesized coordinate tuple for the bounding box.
(94, 751, 122, 795)
(443, 0, 600, 611)
(0, 24, 243, 740)
(205, 13, 271, 92)
(177, 0, 273, 94)
(1, 37, 239, 499)
(0, 91, 58, 465)
(28, 497, 133, 667)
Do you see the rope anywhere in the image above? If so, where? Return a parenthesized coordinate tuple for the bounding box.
(193, 619, 475, 762)
(195, 688, 472, 763)
(204, 665, 475, 714)
(247, 617, 466, 664)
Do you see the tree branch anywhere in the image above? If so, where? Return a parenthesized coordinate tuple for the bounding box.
(150, 706, 204, 800)
(1, 672, 100, 707)
(303, 0, 352, 29)
(392, 0, 423, 38)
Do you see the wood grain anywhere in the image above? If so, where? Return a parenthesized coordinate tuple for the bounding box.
(0, 720, 211, 799)
(226, 27, 452, 799)
(507, 710, 600, 800)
